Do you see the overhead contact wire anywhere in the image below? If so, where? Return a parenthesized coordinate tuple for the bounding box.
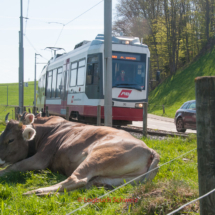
(53, 0, 104, 46)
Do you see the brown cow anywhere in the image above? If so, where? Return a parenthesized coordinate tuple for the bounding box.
(17, 112, 67, 125)
(0, 113, 160, 196)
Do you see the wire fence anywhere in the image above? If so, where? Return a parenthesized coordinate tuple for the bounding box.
(67, 148, 197, 215)
(0, 83, 36, 107)
(167, 188, 215, 215)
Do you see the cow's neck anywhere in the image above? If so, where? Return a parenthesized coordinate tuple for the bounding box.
(26, 139, 37, 158)
(26, 124, 55, 158)
(33, 124, 55, 149)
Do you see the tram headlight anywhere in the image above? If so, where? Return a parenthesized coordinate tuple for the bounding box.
(122, 40, 130, 45)
(135, 103, 143, 108)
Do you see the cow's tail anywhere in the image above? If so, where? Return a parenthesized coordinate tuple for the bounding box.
(143, 149, 160, 182)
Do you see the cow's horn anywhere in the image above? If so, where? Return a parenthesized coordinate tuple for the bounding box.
(20, 112, 27, 122)
(5, 113, 10, 124)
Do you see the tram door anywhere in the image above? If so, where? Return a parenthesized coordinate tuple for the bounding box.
(61, 58, 70, 114)
(85, 53, 103, 99)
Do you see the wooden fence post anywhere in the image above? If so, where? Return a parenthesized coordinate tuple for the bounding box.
(162, 105, 165, 114)
(66, 107, 70, 121)
(196, 76, 215, 214)
(32, 107, 37, 115)
(97, 105, 101, 126)
(45, 106, 49, 117)
(143, 102, 148, 137)
(15, 107, 19, 120)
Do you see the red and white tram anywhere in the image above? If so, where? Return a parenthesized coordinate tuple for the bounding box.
(37, 34, 150, 125)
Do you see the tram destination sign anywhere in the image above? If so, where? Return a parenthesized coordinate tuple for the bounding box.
(112, 53, 140, 61)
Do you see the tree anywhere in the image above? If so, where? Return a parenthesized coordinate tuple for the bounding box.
(113, 0, 214, 79)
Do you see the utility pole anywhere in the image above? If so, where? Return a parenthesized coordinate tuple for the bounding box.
(142, 103, 147, 136)
(196, 76, 215, 214)
(19, 0, 24, 114)
(34, 53, 41, 114)
(104, 0, 112, 127)
(7, 85, 8, 106)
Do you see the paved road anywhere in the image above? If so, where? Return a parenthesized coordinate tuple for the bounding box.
(131, 114, 196, 134)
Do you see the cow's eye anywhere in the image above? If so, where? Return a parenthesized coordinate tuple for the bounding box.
(8, 139, 14, 144)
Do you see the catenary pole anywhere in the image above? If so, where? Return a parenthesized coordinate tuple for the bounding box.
(7, 85, 8, 106)
(34, 53, 41, 114)
(34, 53, 36, 114)
(19, 0, 24, 114)
(104, 0, 112, 127)
(195, 76, 215, 214)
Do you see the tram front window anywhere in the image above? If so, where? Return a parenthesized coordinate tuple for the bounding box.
(112, 53, 146, 91)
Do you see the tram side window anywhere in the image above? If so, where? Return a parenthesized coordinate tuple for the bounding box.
(51, 69, 57, 97)
(70, 62, 77, 87)
(56, 67, 63, 97)
(46, 71, 52, 98)
(38, 78, 41, 97)
(86, 56, 99, 85)
(42, 74, 46, 89)
(77, 59, 85, 86)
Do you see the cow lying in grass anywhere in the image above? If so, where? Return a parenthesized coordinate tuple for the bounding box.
(0, 113, 160, 196)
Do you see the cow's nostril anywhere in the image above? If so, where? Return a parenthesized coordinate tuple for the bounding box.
(8, 139, 14, 144)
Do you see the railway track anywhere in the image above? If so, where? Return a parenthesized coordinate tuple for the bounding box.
(119, 125, 190, 138)
(62, 116, 190, 138)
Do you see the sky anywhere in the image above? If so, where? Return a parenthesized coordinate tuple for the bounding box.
(0, 0, 119, 83)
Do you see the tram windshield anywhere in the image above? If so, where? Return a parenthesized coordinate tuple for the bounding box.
(112, 52, 146, 91)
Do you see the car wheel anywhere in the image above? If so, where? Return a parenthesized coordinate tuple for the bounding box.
(176, 118, 186, 132)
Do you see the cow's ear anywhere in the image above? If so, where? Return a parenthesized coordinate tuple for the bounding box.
(22, 127, 36, 141)
(24, 114, 35, 125)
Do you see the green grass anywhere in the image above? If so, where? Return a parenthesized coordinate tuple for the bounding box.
(0, 125, 199, 214)
(0, 81, 37, 123)
(148, 48, 215, 118)
(0, 82, 37, 107)
(0, 73, 201, 213)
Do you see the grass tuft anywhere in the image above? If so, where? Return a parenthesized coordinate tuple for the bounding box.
(120, 180, 199, 214)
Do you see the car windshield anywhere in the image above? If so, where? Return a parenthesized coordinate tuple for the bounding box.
(188, 102, 196, 110)
(180, 101, 196, 109)
(112, 52, 146, 91)
(180, 103, 189, 109)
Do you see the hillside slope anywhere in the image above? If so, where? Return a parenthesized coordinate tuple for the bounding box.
(0, 81, 37, 124)
(148, 48, 215, 118)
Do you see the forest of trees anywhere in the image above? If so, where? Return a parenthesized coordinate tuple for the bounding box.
(113, 0, 215, 80)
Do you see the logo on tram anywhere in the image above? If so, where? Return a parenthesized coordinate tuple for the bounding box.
(118, 90, 132, 98)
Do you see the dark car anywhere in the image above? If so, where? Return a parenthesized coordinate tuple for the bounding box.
(174, 100, 196, 132)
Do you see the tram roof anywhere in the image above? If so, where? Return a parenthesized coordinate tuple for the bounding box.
(90, 34, 148, 48)
(46, 34, 148, 66)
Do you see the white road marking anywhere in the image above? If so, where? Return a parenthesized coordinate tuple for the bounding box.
(0, 158, 5, 165)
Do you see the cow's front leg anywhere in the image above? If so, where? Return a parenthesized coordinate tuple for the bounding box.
(0, 153, 49, 177)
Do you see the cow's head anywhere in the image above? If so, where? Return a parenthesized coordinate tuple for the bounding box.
(0, 113, 36, 166)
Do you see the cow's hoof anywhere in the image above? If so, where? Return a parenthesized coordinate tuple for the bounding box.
(23, 189, 58, 197)
(23, 189, 43, 196)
